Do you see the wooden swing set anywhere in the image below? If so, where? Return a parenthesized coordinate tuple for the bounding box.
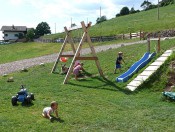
(51, 21, 104, 84)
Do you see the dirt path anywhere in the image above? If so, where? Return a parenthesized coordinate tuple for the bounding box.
(0, 40, 146, 75)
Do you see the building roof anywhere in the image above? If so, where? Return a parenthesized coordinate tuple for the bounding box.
(1, 25, 27, 32)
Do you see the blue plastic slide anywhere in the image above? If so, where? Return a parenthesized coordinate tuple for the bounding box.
(116, 52, 156, 82)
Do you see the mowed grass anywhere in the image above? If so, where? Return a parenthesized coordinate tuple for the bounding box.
(0, 38, 175, 131)
(44, 5, 175, 39)
(0, 39, 139, 64)
(0, 42, 60, 64)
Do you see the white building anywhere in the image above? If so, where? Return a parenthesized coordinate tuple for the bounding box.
(1, 25, 27, 41)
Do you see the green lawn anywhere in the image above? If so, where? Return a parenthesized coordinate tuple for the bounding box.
(0, 39, 139, 64)
(0, 38, 175, 131)
(0, 42, 59, 64)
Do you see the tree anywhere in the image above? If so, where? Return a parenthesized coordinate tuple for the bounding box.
(96, 15, 107, 24)
(140, 0, 152, 10)
(160, 0, 174, 6)
(116, 13, 121, 17)
(35, 22, 51, 38)
(71, 23, 77, 27)
(130, 7, 136, 14)
(26, 28, 35, 41)
(120, 7, 130, 16)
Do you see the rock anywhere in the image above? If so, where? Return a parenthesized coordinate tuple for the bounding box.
(40, 63, 45, 66)
(3, 74, 8, 77)
(121, 44, 125, 47)
(21, 67, 28, 72)
(7, 77, 14, 82)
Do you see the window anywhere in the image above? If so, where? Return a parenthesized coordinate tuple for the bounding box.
(14, 34, 19, 37)
(5, 34, 8, 37)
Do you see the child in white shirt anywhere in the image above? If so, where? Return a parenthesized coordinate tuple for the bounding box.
(42, 101, 59, 122)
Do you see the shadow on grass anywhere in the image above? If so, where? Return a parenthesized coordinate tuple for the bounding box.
(50, 116, 64, 123)
(69, 75, 131, 94)
(21, 102, 34, 107)
(12, 102, 34, 107)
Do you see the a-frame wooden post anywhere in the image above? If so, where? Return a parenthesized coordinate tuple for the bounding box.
(51, 27, 76, 73)
(147, 33, 161, 53)
(63, 21, 104, 84)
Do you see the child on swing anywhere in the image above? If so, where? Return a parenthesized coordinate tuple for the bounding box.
(73, 53, 81, 68)
(73, 62, 85, 80)
(114, 51, 125, 74)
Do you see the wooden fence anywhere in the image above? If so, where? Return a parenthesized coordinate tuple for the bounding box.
(34, 30, 145, 43)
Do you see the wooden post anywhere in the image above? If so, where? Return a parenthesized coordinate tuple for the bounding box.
(147, 33, 161, 53)
(130, 32, 132, 39)
(142, 32, 145, 40)
(147, 34, 150, 53)
(140, 30, 142, 40)
(51, 27, 76, 73)
(63, 31, 86, 84)
(158, 35, 160, 53)
(85, 32, 104, 77)
(63, 21, 104, 84)
(122, 33, 124, 40)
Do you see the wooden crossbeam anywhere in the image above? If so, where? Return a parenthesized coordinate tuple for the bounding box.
(75, 57, 98, 60)
(60, 55, 74, 57)
(51, 27, 76, 73)
(147, 35, 160, 53)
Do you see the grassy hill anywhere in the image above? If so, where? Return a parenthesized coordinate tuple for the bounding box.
(43, 4, 175, 39)
(1, 4, 175, 131)
(0, 37, 175, 131)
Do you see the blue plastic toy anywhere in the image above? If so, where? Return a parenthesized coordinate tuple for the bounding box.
(11, 85, 34, 106)
(162, 91, 175, 101)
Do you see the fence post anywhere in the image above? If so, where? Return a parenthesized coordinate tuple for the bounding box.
(158, 34, 160, 53)
(122, 33, 125, 40)
(147, 33, 150, 53)
(140, 30, 142, 40)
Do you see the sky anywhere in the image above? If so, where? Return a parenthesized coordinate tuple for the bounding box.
(0, 0, 158, 40)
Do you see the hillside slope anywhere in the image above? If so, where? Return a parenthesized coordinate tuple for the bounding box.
(43, 4, 175, 39)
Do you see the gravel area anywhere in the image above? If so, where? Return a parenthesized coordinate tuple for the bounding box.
(0, 40, 146, 76)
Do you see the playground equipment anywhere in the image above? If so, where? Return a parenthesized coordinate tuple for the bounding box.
(116, 52, 156, 82)
(127, 50, 173, 91)
(51, 21, 104, 84)
(116, 34, 161, 83)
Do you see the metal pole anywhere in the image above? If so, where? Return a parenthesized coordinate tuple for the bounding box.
(71, 17, 72, 27)
(158, 0, 160, 20)
(55, 23, 56, 34)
